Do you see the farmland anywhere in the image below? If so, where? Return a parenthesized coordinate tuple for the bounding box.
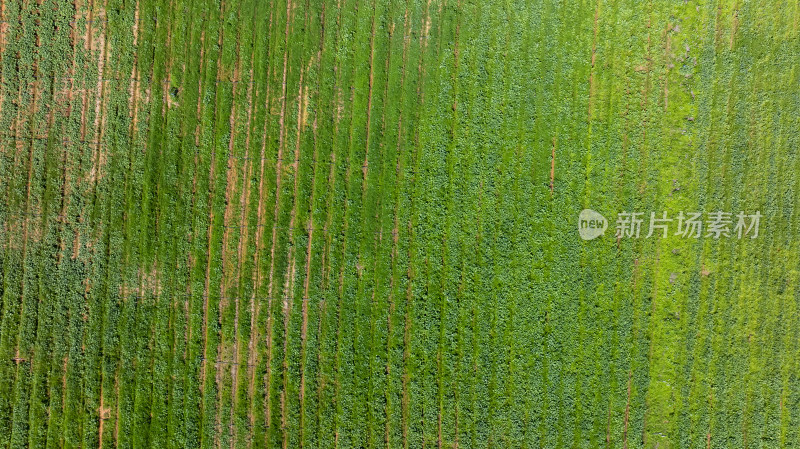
(0, 0, 799, 447)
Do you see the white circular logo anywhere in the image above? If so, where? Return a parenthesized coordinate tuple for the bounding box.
(578, 209, 608, 240)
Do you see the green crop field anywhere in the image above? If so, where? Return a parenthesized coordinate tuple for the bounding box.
(0, 0, 798, 447)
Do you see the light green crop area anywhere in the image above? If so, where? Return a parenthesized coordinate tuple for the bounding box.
(0, 0, 798, 447)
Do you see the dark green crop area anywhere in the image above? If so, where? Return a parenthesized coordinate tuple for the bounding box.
(0, 0, 798, 447)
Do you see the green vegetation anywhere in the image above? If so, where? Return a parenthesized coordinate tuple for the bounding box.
(0, 0, 798, 447)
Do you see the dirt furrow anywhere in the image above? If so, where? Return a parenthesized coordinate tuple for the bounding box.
(127, 0, 141, 148)
(0, 0, 7, 122)
(89, 0, 111, 446)
(247, 1, 276, 437)
(394, 4, 412, 446)
(279, 52, 308, 447)
(225, 7, 258, 444)
(211, 2, 231, 446)
(113, 1, 140, 442)
(219, 15, 243, 446)
(88, 1, 108, 186)
(263, 0, 294, 442)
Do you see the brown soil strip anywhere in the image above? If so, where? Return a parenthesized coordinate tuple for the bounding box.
(264, 0, 294, 440)
(78, 0, 95, 142)
(402, 0, 435, 442)
(60, 354, 69, 411)
(199, 1, 223, 430)
(208, 140, 220, 443)
(360, 7, 377, 197)
(248, 3, 276, 437)
(86, 1, 111, 446)
(318, 0, 348, 291)
(385, 75, 404, 447)
(210, 3, 229, 447)
(549, 137, 556, 194)
(52, 0, 84, 260)
(622, 368, 632, 449)
(162, 4, 196, 439)
(309, 6, 338, 448)
(451, 10, 462, 448)
(64, 2, 84, 120)
(401, 273, 412, 449)
(356, 3, 381, 445)
(395, 4, 412, 447)
(331, 56, 359, 449)
(642, 245, 663, 448)
(89, 2, 108, 186)
(190, 29, 206, 218)
(221, 31, 243, 298)
(112, 354, 123, 445)
(605, 402, 612, 446)
(219, 53, 242, 449)
(279, 55, 307, 448)
(438, 3, 462, 446)
(222, 10, 247, 446)
(0, 0, 6, 54)
(0, 0, 7, 120)
(637, 14, 658, 442)
(98, 391, 110, 449)
(193, 30, 206, 147)
(588, 0, 600, 120)
(663, 24, 671, 111)
(623, 253, 642, 449)
(184, 7, 207, 446)
(327, 0, 375, 443)
(230, 68, 254, 447)
(160, 0, 175, 119)
(298, 137, 314, 447)
(46, 1, 85, 442)
(16, 0, 52, 258)
(318, 154, 336, 287)
(297, 39, 326, 445)
(127, 0, 141, 142)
